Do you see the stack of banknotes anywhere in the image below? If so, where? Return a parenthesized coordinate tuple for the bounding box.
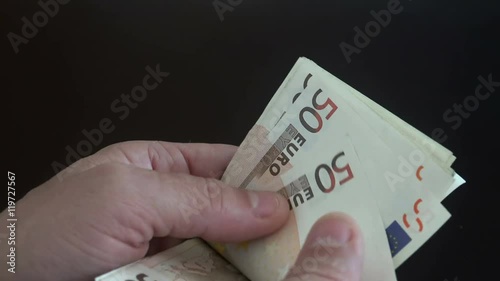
(96, 57, 465, 281)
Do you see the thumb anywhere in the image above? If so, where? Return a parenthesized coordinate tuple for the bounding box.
(142, 170, 290, 243)
(283, 213, 364, 281)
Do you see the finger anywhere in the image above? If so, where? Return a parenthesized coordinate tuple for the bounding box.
(284, 213, 364, 281)
(59, 141, 237, 179)
(141, 170, 290, 243)
(171, 142, 237, 177)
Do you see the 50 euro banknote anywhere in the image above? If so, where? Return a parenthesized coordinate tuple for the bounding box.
(95, 239, 249, 281)
(223, 58, 463, 201)
(95, 57, 465, 281)
(211, 63, 457, 280)
(210, 135, 397, 281)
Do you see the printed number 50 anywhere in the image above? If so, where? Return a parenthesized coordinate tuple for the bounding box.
(314, 151, 354, 193)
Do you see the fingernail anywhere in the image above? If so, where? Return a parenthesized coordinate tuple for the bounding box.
(315, 213, 355, 246)
(249, 191, 280, 218)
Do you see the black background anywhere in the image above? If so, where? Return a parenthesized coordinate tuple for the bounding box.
(3, 0, 499, 280)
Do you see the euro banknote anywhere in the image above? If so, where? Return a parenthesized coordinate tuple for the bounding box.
(95, 239, 249, 281)
(211, 136, 398, 281)
(223, 58, 461, 200)
(212, 60, 457, 280)
(95, 57, 465, 281)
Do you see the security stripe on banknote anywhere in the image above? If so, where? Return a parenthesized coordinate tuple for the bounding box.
(277, 175, 313, 210)
(240, 124, 300, 188)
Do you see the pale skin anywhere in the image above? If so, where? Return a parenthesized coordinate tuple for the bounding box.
(0, 141, 364, 281)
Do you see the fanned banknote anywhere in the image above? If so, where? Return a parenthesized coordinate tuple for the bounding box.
(96, 57, 465, 281)
(95, 239, 249, 281)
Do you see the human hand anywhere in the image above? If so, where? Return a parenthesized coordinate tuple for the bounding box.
(0, 141, 290, 281)
(1, 141, 364, 281)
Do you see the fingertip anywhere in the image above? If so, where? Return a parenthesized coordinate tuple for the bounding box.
(177, 184, 290, 243)
(309, 212, 364, 254)
(267, 191, 291, 229)
(286, 212, 364, 281)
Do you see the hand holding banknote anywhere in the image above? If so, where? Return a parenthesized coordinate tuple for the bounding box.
(0, 140, 365, 281)
(94, 57, 465, 281)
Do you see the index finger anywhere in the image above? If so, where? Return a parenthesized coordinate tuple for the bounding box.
(59, 141, 238, 179)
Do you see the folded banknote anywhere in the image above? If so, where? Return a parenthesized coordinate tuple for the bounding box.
(96, 57, 465, 281)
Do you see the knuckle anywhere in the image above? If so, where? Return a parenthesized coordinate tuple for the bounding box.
(90, 163, 134, 193)
(204, 178, 226, 212)
(190, 177, 225, 214)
